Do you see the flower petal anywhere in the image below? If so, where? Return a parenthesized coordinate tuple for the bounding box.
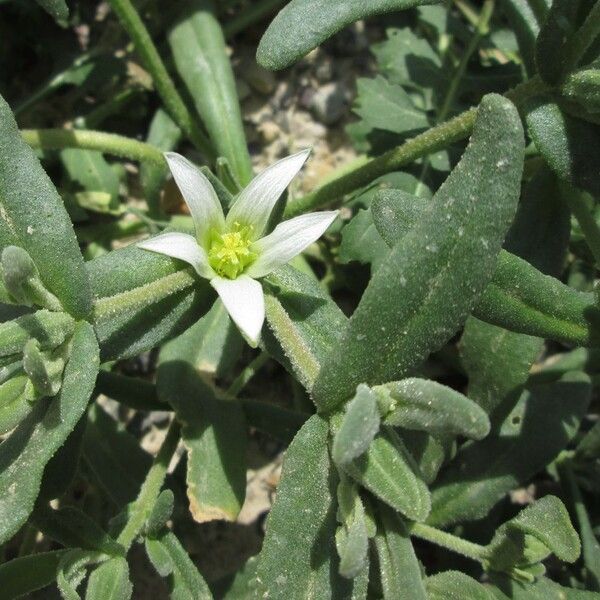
(210, 275, 265, 347)
(164, 152, 225, 245)
(226, 149, 310, 239)
(137, 232, 214, 279)
(246, 211, 338, 278)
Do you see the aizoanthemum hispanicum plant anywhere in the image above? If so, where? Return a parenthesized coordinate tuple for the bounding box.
(137, 150, 337, 346)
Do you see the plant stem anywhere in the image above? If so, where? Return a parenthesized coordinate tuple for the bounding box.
(415, 0, 494, 196)
(285, 107, 476, 217)
(409, 522, 488, 563)
(22, 128, 165, 168)
(438, 0, 495, 123)
(107, 0, 215, 160)
(285, 77, 546, 217)
(564, 185, 600, 265)
(92, 269, 197, 324)
(227, 351, 269, 396)
(410, 522, 535, 582)
(117, 420, 181, 550)
(224, 0, 286, 38)
(563, 2, 600, 75)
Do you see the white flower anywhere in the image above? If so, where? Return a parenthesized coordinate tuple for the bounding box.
(137, 150, 338, 347)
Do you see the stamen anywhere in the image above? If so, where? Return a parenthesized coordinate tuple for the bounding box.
(208, 223, 256, 279)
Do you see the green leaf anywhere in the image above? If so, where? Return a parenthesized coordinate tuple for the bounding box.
(0, 321, 99, 544)
(176, 300, 243, 379)
(500, 0, 544, 76)
(1, 245, 62, 311)
(263, 265, 347, 391)
(461, 165, 568, 423)
(57, 549, 106, 600)
(505, 165, 571, 278)
(85, 557, 132, 600)
(535, 0, 580, 85)
(0, 309, 74, 358)
(372, 169, 592, 350)
(401, 429, 452, 485)
(145, 530, 213, 600)
(35, 0, 69, 22)
(239, 398, 308, 444)
(486, 495, 581, 570)
(141, 108, 182, 218)
(426, 570, 495, 600)
(374, 502, 427, 600)
(490, 573, 600, 599)
(336, 475, 370, 579)
(460, 319, 542, 423)
(332, 384, 381, 467)
(0, 549, 67, 600)
(371, 27, 444, 101)
(255, 415, 356, 598)
(351, 76, 429, 136)
(61, 149, 121, 214)
(562, 67, 600, 113)
(145, 489, 174, 537)
(82, 403, 152, 509)
(429, 372, 591, 527)
(32, 503, 124, 556)
(158, 325, 247, 522)
(558, 458, 600, 591)
(39, 414, 87, 501)
(313, 94, 524, 411)
(87, 242, 215, 361)
(343, 426, 431, 522)
(0, 373, 35, 435)
(339, 209, 390, 271)
(473, 250, 600, 347)
(168, 0, 252, 184)
(371, 189, 430, 246)
(258, 1, 439, 71)
(0, 93, 91, 319)
(525, 96, 600, 196)
(375, 378, 490, 440)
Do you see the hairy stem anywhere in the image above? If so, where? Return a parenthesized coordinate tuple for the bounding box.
(117, 420, 181, 550)
(107, 0, 215, 160)
(410, 522, 488, 563)
(21, 129, 165, 168)
(285, 77, 546, 217)
(227, 351, 269, 396)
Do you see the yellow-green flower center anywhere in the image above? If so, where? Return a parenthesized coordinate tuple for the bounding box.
(208, 223, 257, 279)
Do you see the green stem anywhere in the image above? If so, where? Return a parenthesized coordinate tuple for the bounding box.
(284, 77, 546, 217)
(564, 185, 600, 265)
(117, 420, 181, 550)
(454, 0, 479, 28)
(410, 522, 535, 582)
(285, 108, 477, 217)
(92, 269, 197, 323)
(563, 2, 600, 75)
(22, 129, 165, 168)
(223, 0, 287, 38)
(415, 0, 494, 196)
(438, 0, 495, 122)
(107, 0, 215, 160)
(410, 522, 488, 563)
(227, 351, 269, 396)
